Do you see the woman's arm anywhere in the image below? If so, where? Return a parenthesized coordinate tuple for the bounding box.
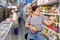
(25, 22, 32, 28)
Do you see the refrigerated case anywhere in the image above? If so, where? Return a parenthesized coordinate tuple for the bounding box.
(0, 21, 13, 40)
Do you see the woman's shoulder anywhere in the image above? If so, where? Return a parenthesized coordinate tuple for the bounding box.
(39, 14, 46, 19)
(39, 14, 45, 17)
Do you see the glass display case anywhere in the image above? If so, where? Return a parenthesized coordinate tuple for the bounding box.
(0, 21, 13, 40)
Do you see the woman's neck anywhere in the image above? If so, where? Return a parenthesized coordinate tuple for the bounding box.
(32, 13, 39, 18)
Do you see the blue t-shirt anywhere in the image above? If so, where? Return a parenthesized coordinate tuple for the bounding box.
(26, 14, 46, 31)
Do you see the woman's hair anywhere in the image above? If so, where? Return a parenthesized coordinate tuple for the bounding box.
(32, 6, 39, 11)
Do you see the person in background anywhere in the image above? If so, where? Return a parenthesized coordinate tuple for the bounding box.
(11, 9, 18, 35)
(11, 9, 18, 25)
(25, 6, 55, 40)
(16, 9, 22, 25)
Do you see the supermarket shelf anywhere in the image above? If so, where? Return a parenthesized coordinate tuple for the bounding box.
(53, 22, 60, 28)
(42, 25, 60, 37)
(32, 0, 58, 6)
(43, 13, 60, 16)
(32, 0, 37, 4)
(39, 2, 58, 6)
(42, 32, 51, 38)
(40, 1, 59, 6)
(54, 22, 60, 25)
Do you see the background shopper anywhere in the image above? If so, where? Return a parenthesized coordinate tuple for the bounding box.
(25, 6, 55, 40)
(11, 9, 18, 35)
(17, 9, 22, 25)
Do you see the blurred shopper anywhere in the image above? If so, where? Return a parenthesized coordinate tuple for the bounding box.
(25, 6, 55, 40)
(17, 9, 22, 25)
(11, 9, 18, 35)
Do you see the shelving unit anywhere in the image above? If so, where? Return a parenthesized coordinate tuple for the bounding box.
(42, 13, 60, 39)
(38, 2, 58, 6)
(39, 0, 60, 39)
(42, 25, 60, 40)
(37, 0, 59, 6)
(42, 25, 60, 36)
(54, 22, 60, 25)
(43, 13, 60, 16)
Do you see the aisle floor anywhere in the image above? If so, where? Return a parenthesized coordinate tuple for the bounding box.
(6, 21, 27, 40)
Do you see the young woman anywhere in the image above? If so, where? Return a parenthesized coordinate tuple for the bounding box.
(25, 6, 54, 40)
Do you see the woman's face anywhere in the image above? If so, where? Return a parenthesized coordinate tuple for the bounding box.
(34, 8, 40, 16)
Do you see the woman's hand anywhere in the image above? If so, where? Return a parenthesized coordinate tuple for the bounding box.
(30, 26, 38, 34)
(29, 26, 33, 30)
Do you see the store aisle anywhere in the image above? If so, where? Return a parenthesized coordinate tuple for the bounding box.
(12, 21, 27, 40)
(6, 21, 27, 40)
(18, 21, 27, 40)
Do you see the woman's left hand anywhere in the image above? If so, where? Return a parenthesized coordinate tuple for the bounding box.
(31, 27, 38, 34)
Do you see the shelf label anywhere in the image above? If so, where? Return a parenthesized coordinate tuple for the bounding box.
(37, 0, 58, 6)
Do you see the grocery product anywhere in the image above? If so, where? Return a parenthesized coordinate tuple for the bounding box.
(43, 28, 48, 34)
(58, 16, 60, 23)
(49, 7, 54, 13)
(31, 27, 38, 34)
(47, 24, 57, 31)
(52, 23, 56, 27)
(52, 33, 57, 40)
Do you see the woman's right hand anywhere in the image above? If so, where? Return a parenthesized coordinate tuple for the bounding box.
(29, 26, 33, 30)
